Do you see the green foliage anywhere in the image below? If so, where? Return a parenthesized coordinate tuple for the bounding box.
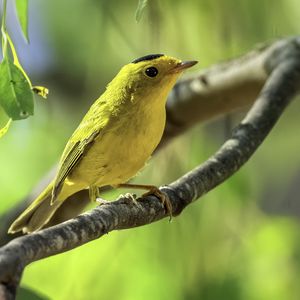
(16, 286, 49, 300)
(135, 0, 148, 22)
(0, 56, 34, 120)
(0, 0, 47, 137)
(15, 0, 29, 42)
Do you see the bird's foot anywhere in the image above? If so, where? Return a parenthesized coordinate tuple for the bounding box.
(116, 183, 173, 220)
(117, 193, 137, 204)
(96, 198, 110, 206)
(142, 187, 173, 221)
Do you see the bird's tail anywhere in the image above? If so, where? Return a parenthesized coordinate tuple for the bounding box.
(8, 180, 65, 234)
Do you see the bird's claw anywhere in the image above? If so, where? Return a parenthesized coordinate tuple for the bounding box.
(117, 193, 137, 204)
(96, 198, 110, 206)
(143, 188, 173, 221)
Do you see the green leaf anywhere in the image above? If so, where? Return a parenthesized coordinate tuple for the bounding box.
(135, 0, 148, 22)
(15, 0, 29, 42)
(0, 57, 34, 120)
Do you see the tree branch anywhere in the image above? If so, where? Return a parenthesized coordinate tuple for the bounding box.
(1, 36, 300, 299)
(0, 37, 273, 243)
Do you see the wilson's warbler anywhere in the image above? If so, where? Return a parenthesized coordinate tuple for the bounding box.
(9, 54, 197, 234)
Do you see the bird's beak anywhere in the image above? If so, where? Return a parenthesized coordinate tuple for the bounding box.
(170, 60, 198, 73)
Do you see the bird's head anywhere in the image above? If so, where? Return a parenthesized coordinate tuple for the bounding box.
(108, 54, 197, 104)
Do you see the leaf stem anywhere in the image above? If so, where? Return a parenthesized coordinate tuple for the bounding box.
(1, 0, 7, 30)
(1, 0, 8, 56)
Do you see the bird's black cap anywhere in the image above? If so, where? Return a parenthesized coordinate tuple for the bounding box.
(132, 54, 164, 64)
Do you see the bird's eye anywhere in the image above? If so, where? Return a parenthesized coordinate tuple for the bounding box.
(145, 67, 158, 77)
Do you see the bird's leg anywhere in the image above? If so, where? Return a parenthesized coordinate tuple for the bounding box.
(115, 183, 172, 219)
(89, 185, 100, 202)
(89, 185, 109, 205)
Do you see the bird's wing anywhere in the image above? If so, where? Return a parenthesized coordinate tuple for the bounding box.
(52, 101, 109, 203)
(51, 131, 99, 202)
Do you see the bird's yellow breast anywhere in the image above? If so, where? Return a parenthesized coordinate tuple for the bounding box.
(68, 95, 166, 188)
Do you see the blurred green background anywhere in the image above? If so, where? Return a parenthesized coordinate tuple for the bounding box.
(1, 0, 300, 299)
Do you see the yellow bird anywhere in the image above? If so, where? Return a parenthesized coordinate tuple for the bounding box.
(9, 54, 197, 234)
